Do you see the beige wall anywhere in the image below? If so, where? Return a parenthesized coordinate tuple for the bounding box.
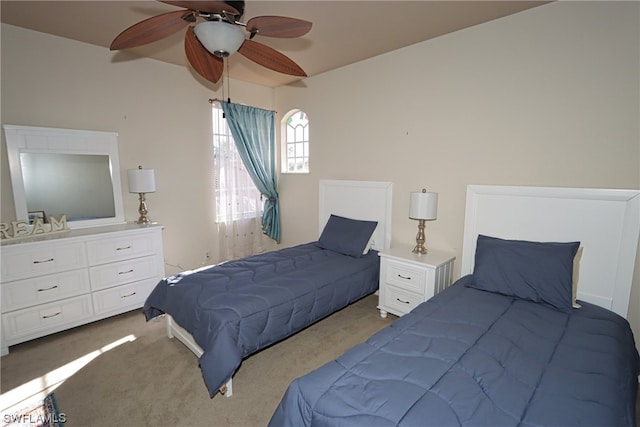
(1, 24, 276, 275)
(274, 2, 640, 330)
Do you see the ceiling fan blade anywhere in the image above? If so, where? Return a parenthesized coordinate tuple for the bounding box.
(185, 27, 224, 83)
(110, 9, 192, 50)
(159, 1, 238, 15)
(238, 39, 306, 77)
(246, 16, 312, 38)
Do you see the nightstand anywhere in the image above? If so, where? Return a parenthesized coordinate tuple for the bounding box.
(377, 245, 456, 318)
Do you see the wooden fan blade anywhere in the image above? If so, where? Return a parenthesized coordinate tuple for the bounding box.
(185, 27, 224, 83)
(111, 10, 192, 50)
(238, 39, 306, 77)
(160, 1, 238, 15)
(246, 16, 312, 38)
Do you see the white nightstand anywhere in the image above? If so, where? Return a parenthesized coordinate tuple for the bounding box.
(377, 245, 456, 318)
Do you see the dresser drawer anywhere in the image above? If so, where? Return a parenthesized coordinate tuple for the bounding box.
(89, 256, 158, 291)
(1, 242, 87, 282)
(86, 232, 157, 266)
(1, 269, 91, 311)
(382, 285, 424, 314)
(2, 294, 94, 342)
(92, 278, 156, 316)
(385, 259, 428, 293)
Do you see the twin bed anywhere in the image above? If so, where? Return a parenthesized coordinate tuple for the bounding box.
(144, 182, 640, 426)
(144, 180, 393, 397)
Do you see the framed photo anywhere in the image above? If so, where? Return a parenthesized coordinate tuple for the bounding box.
(28, 210, 46, 224)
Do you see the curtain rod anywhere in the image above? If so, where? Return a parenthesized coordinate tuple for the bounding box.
(208, 98, 277, 113)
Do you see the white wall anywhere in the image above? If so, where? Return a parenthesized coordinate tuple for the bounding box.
(274, 2, 640, 329)
(1, 24, 276, 274)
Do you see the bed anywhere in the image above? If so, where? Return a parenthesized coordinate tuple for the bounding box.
(143, 179, 393, 397)
(269, 185, 640, 427)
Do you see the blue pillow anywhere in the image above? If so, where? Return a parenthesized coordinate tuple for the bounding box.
(470, 235, 580, 312)
(318, 215, 378, 258)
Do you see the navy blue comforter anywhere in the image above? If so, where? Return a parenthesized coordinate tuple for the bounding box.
(270, 275, 639, 426)
(143, 242, 380, 397)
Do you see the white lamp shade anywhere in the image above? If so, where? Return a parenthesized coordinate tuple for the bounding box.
(128, 168, 156, 193)
(409, 191, 438, 220)
(194, 21, 245, 57)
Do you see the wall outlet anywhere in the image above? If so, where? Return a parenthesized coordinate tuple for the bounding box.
(202, 251, 211, 265)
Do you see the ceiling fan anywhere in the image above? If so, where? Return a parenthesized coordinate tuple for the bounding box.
(110, 1, 312, 84)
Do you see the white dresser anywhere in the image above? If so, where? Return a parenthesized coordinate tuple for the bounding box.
(378, 245, 455, 318)
(0, 223, 164, 355)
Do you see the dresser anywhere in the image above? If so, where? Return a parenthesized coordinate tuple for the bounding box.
(0, 223, 164, 355)
(378, 245, 455, 318)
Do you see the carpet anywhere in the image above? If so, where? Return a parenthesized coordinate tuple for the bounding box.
(1, 393, 65, 427)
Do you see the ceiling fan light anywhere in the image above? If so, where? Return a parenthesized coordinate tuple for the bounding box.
(194, 21, 245, 58)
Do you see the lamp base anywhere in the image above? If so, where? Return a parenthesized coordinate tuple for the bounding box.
(412, 244, 428, 255)
(412, 219, 428, 255)
(136, 216, 152, 225)
(136, 193, 151, 224)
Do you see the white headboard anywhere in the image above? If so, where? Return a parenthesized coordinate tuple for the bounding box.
(461, 185, 640, 318)
(319, 180, 393, 251)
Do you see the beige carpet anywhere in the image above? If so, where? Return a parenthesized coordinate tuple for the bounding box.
(0, 294, 392, 426)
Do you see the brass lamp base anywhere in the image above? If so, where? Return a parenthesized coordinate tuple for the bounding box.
(136, 193, 151, 224)
(412, 219, 428, 254)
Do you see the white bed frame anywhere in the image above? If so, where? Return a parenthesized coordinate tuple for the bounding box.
(165, 179, 393, 397)
(461, 185, 640, 318)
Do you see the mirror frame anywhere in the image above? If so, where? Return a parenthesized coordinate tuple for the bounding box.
(3, 124, 126, 229)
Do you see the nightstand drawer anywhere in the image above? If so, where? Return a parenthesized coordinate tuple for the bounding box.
(378, 246, 456, 319)
(382, 285, 423, 314)
(385, 260, 427, 293)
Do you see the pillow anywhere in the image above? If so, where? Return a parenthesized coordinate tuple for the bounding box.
(318, 215, 378, 258)
(470, 235, 580, 312)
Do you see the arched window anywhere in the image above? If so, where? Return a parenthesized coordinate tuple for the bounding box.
(282, 109, 309, 173)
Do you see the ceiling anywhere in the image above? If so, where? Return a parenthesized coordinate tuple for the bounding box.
(1, 1, 549, 88)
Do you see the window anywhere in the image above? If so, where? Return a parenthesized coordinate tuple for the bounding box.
(212, 105, 262, 223)
(282, 109, 309, 173)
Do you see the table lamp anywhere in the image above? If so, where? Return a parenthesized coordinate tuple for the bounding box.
(409, 188, 438, 254)
(128, 165, 156, 224)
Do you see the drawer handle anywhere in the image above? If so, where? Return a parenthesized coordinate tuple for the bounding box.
(396, 298, 411, 305)
(116, 246, 132, 251)
(42, 312, 61, 319)
(397, 274, 412, 280)
(118, 269, 134, 275)
(121, 292, 137, 299)
(33, 258, 54, 264)
(37, 285, 59, 292)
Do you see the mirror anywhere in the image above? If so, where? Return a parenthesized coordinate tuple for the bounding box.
(3, 125, 125, 229)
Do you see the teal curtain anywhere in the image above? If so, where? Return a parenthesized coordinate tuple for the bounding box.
(221, 102, 280, 243)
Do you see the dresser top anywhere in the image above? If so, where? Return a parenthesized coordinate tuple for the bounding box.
(1, 222, 163, 247)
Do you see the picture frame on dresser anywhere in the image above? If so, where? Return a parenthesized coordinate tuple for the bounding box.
(27, 211, 46, 225)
